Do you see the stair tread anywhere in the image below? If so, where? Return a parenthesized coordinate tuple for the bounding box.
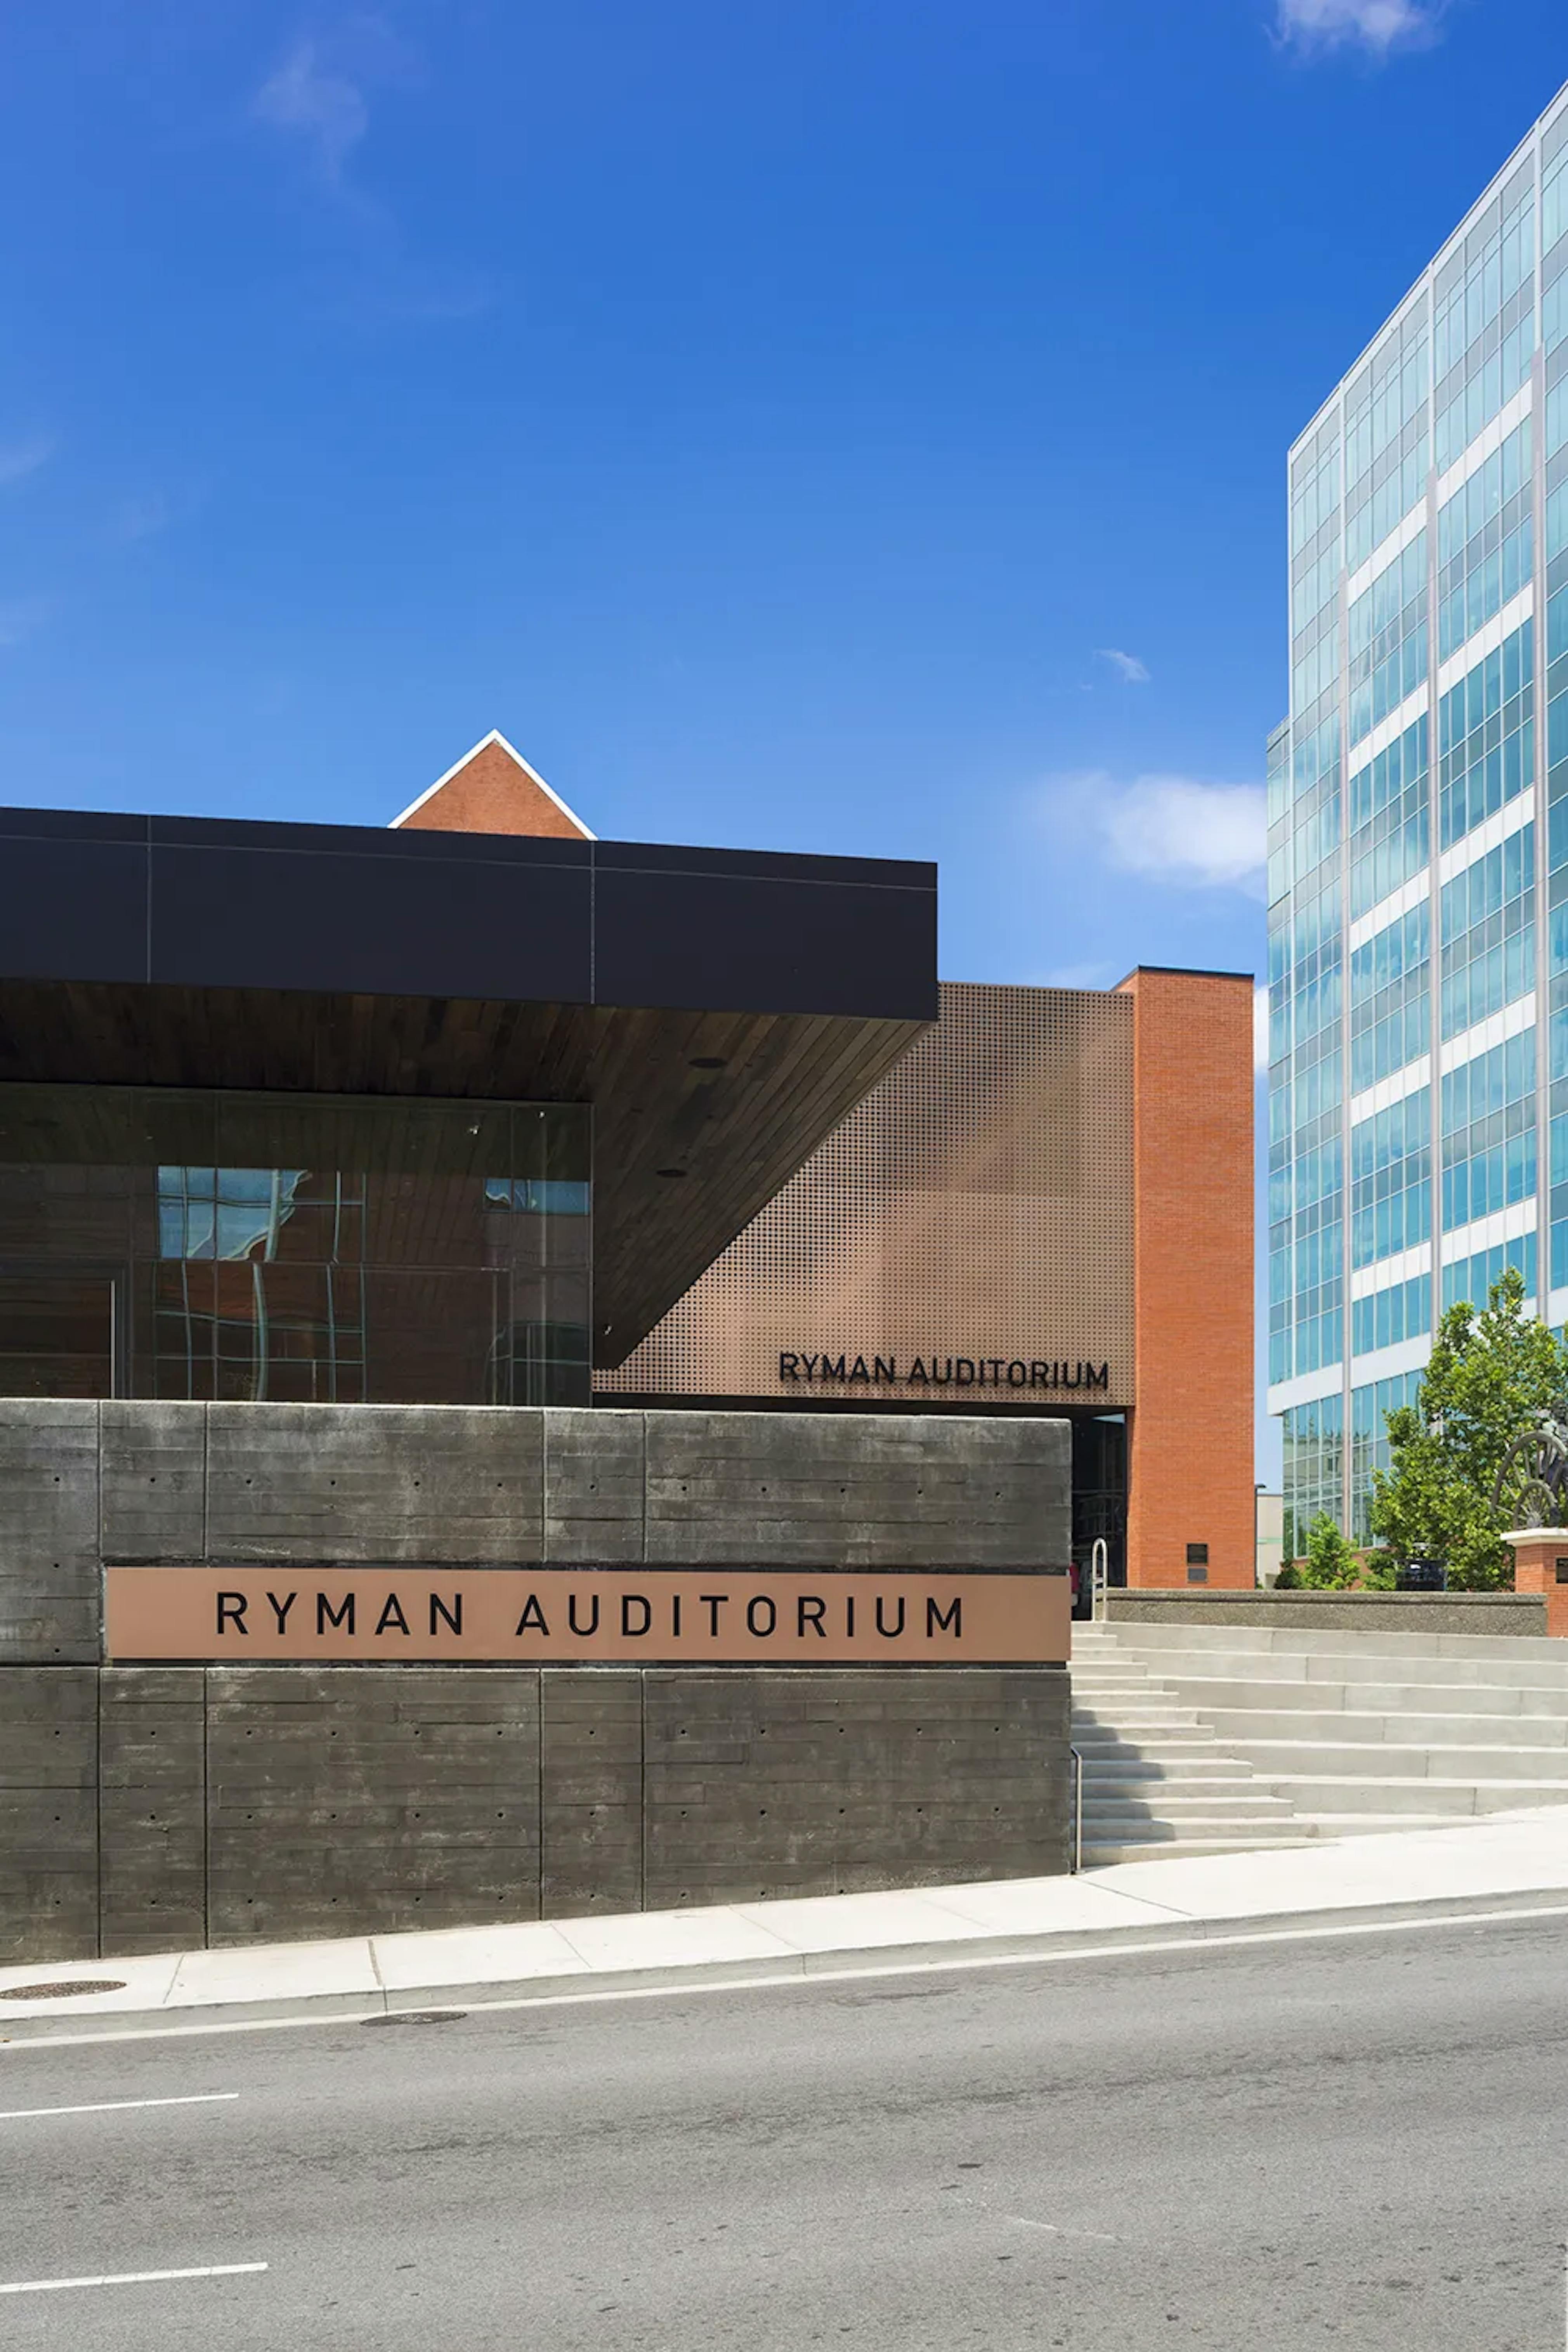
(1063, 1626, 1568, 1863)
(1251, 1771, 1568, 1789)
(1080, 1839, 1316, 1862)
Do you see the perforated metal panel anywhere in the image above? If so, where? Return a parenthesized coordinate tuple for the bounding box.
(595, 983, 1135, 1408)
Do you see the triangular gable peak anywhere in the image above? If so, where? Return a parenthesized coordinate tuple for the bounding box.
(390, 730, 595, 841)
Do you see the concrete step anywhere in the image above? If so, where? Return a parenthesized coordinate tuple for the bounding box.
(1292, 1812, 1480, 1835)
(1070, 1727, 1246, 1750)
(1069, 1676, 1177, 1691)
(1081, 1798, 1298, 1825)
(1185, 1708, 1568, 1748)
(1159, 1674, 1568, 1717)
(1074, 1760, 1267, 1784)
(1067, 1629, 1318, 1859)
(1071, 1713, 1206, 1733)
(1069, 1683, 1183, 1701)
(1073, 1625, 1568, 1856)
(1079, 1834, 1316, 1865)
(1070, 1660, 1171, 1676)
(1128, 1651, 1568, 1694)
(1256, 1776, 1568, 1816)
(1098, 1625, 1568, 1671)
(1068, 1686, 1166, 1704)
(1228, 1740, 1568, 1781)
(1072, 1703, 1213, 1721)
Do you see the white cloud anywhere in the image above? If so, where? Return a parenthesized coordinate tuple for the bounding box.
(255, 39, 369, 177)
(1254, 984, 1271, 1075)
(1097, 647, 1150, 685)
(1091, 772, 1268, 894)
(0, 436, 56, 489)
(1275, 0, 1442, 57)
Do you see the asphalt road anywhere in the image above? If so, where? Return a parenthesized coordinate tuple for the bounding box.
(0, 1911, 1563, 2349)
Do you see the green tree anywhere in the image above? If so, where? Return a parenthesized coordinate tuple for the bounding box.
(1298, 1511, 1359, 1588)
(1369, 1266, 1568, 1589)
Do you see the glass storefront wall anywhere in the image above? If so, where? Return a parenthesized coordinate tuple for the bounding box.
(0, 1087, 590, 1406)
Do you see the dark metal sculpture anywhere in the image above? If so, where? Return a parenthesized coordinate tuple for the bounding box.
(1492, 1409, 1568, 1528)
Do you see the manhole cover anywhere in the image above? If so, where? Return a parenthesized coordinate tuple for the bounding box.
(361, 2010, 467, 2028)
(0, 1980, 127, 2000)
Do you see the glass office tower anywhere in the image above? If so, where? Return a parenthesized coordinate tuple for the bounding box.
(1269, 82, 1568, 1543)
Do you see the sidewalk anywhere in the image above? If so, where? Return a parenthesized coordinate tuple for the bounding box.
(3, 1808, 1566, 2043)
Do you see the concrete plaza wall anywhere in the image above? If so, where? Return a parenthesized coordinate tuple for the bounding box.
(0, 1403, 1071, 1963)
(1105, 1589, 1549, 1636)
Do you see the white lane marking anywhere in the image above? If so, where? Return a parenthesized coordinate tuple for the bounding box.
(7, 1895, 1567, 2051)
(0, 2263, 266, 2296)
(0, 2093, 239, 2121)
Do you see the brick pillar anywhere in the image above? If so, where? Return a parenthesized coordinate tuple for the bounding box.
(1117, 968, 1254, 1589)
(1501, 1531, 1568, 1636)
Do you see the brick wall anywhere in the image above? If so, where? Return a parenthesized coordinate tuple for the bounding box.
(1119, 969, 1254, 1589)
(394, 737, 590, 839)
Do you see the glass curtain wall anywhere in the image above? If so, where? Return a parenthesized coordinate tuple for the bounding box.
(1270, 83, 1568, 1542)
(0, 1087, 590, 1405)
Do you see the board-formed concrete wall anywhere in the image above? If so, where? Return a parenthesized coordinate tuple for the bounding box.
(3, 1664, 1068, 1961)
(1, 1401, 1069, 1660)
(0, 1403, 1071, 1961)
(1105, 1590, 1549, 1634)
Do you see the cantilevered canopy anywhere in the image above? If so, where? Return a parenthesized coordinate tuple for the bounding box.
(0, 808, 936, 1365)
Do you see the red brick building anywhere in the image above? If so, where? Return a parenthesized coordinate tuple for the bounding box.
(413, 736, 1257, 1590)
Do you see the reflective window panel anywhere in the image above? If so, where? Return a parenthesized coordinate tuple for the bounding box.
(0, 1087, 591, 1406)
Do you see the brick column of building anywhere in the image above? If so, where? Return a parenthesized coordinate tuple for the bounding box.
(1502, 1532, 1568, 1637)
(1117, 968, 1254, 1589)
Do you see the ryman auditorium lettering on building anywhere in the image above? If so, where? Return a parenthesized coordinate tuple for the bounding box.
(104, 1566, 1070, 1665)
(779, 1351, 1110, 1391)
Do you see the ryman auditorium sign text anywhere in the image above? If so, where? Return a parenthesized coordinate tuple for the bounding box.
(104, 1566, 1070, 1665)
(779, 1352, 1110, 1391)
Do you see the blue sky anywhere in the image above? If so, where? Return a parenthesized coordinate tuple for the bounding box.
(3, 1, 1566, 1474)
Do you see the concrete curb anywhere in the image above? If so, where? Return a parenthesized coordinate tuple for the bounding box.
(4, 1884, 1566, 2046)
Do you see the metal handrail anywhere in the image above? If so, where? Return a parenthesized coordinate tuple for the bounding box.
(1090, 1537, 1109, 1623)
(1069, 1743, 1083, 1873)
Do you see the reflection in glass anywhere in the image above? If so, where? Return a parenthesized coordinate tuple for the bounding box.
(0, 1087, 591, 1406)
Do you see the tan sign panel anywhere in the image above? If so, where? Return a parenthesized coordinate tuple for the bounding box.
(105, 1566, 1069, 1665)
